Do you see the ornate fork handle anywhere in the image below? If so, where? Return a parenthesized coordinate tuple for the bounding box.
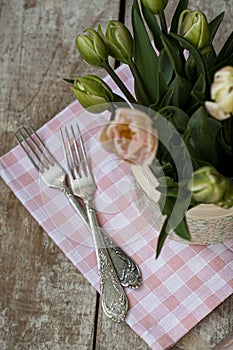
(102, 235, 142, 289)
(85, 201, 128, 322)
(62, 187, 141, 289)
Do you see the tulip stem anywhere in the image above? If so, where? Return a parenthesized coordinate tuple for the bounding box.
(158, 11, 167, 35)
(102, 61, 138, 105)
(128, 58, 151, 106)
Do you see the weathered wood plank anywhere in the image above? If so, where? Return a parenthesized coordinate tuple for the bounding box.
(0, 0, 120, 349)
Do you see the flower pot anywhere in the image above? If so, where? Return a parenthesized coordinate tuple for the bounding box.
(132, 165, 233, 245)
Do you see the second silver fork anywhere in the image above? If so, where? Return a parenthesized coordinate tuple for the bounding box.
(14, 124, 141, 290)
(60, 124, 129, 322)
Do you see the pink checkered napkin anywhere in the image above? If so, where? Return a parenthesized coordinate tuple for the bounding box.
(1, 65, 233, 350)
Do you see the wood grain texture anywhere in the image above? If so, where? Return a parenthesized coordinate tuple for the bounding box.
(0, 0, 232, 349)
(0, 1, 119, 349)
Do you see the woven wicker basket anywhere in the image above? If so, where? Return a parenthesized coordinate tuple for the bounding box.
(132, 165, 233, 245)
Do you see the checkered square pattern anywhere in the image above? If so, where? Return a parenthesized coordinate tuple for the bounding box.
(1, 65, 232, 350)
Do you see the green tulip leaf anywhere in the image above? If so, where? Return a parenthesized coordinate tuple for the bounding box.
(159, 106, 189, 133)
(156, 189, 191, 258)
(202, 45, 217, 72)
(208, 12, 225, 42)
(201, 13, 225, 71)
(215, 31, 233, 65)
(151, 86, 174, 110)
(161, 34, 184, 76)
(173, 216, 190, 240)
(185, 107, 222, 168)
(190, 74, 206, 102)
(159, 48, 174, 85)
(171, 33, 207, 81)
(212, 52, 233, 76)
(132, 0, 161, 104)
(164, 192, 191, 240)
(156, 217, 169, 258)
(140, 1, 163, 51)
(168, 75, 191, 108)
(63, 78, 75, 84)
(156, 182, 178, 198)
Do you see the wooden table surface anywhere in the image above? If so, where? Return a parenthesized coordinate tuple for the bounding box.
(0, 1, 232, 349)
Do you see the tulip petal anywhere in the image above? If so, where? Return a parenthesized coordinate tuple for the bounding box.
(99, 108, 158, 166)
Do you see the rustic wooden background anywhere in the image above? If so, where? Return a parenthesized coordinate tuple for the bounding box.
(0, 0, 232, 349)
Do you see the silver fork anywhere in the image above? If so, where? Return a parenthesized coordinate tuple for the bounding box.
(60, 124, 129, 322)
(14, 124, 141, 290)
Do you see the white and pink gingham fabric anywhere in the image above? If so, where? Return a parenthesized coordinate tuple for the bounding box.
(1, 65, 233, 350)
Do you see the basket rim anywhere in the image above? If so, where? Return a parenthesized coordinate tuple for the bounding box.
(131, 165, 233, 220)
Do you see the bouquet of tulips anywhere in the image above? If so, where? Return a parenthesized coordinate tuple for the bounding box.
(65, 0, 233, 256)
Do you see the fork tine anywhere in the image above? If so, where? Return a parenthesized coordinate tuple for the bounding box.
(76, 123, 92, 177)
(22, 125, 51, 170)
(70, 124, 86, 177)
(60, 124, 88, 179)
(67, 125, 80, 178)
(14, 123, 57, 172)
(14, 128, 41, 172)
(15, 126, 49, 172)
(60, 126, 76, 179)
(25, 122, 57, 167)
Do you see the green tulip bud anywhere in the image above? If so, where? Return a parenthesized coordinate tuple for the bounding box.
(104, 20, 133, 64)
(76, 28, 108, 67)
(188, 166, 233, 207)
(141, 0, 168, 15)
(178, 10, 210, 50)
(73, 74, 114, 113)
